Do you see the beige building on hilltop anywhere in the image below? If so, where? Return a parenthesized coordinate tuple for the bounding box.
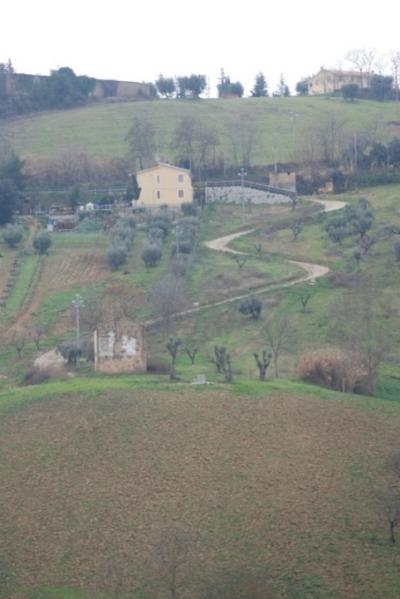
(308, 68, 370, 95)
(135, 163, 193, 207)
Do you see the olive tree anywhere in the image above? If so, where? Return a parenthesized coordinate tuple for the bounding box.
(32, 231, 52, 254)
(3, 223, 23, 248)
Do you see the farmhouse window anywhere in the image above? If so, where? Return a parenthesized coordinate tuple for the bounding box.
(178, 189, 184, 198)
(157, 190, 161, 200)
(157, 175, 160, 184)
(178, 174, 184, 182)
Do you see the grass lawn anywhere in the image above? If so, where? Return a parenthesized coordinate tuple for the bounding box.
(4, 96, 400, 165)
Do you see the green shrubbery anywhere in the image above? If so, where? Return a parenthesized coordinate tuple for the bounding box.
(3, 224, 23, 248)
(32, 231, 52, 254)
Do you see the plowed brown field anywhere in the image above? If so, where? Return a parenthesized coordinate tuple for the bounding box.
(1, 389, 400, 597)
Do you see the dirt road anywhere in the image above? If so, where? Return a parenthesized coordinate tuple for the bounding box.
(144, 198, 344, 325)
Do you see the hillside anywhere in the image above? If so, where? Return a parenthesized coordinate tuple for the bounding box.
(0, 171, 400, 597)
(0, 186, 399, 391)
(1, 379, 400, 598)
(3, 96, 400, 166)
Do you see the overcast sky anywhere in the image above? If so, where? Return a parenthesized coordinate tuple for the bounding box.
(2, 0, 399, 96)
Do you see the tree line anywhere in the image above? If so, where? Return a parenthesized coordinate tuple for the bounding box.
(0, 62, 97, 117)
(155, 69, 289, 99)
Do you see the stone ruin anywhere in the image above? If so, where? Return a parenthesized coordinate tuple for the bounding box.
(94, 322, 146, 374)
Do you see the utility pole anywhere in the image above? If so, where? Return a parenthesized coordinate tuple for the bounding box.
(72, 294, 85, 349)
(237, 167, 247, 223)
(353, 133, 358, 171)
(273, 132, 278, 173)
(176, 225, 180, 258)
(289, 111, 299, 159)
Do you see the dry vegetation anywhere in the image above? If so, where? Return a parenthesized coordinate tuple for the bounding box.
(1, 388, 400, 597)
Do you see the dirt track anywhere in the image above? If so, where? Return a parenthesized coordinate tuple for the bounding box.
(202, 198, 344, 290)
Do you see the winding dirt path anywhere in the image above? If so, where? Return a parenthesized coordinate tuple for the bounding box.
(145, 198, 345, 326)
(203, 198, 344, 286)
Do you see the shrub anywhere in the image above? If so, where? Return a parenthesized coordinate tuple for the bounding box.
(146, 357, 170, 374)
(120, 215, 136, 229)
(141, 244, 162, 267)
(32, 231, 52, 254)
(3, 224, 23, 248)
(329, 270, 357, 287)
(181, 202, 198, 216)
(146, 217, 170, 239)
(177, 216, 199, 227)
(111, 225, 134, 250)
(171, 239, 194, 255)
(21, 367, 50, 386)
(239, 297, 263, 319)
(106, 246, 127, 270)
(58, 341, 82, 367)
(297, 348, 371, 394)
(147, 226, 165, 244)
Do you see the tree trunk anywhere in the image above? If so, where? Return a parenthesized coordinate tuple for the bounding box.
(390, 521, 396, 543)
(274, 354, 279, 377)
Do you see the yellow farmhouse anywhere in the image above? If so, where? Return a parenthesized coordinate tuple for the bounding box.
(135, 163, 193, 207)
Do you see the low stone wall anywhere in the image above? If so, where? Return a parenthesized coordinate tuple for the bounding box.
(206, 186, 290, 205)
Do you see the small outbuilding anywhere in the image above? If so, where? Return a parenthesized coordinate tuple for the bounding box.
(94, 322, 146, 374)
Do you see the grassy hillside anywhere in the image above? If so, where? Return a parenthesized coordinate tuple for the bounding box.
(1, 379, 400, 598)
(0, 185, 400, 392)
(3, 96, 400, 165)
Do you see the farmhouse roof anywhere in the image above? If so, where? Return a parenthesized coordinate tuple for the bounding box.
(137, 162, 191, 175)
(315, 68, 367, 76)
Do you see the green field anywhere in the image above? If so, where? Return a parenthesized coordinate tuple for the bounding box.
(4, 96, 400, 164)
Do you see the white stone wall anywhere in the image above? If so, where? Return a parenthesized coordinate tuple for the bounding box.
(206, 186, 290, 205)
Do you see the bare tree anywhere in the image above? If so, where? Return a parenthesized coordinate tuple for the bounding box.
(346, 47, 376, 85)
(298, 292, 311, 313)
(166, 337, 181, 380)
(173, 116, 198, 172)
(329, 276, 391, 394)
(212, 345, 233, 382)
(126, 116, 157, 170)
(360, 234, 377, 255)
(232, 254, 248, 273)
(196, 127, 219, 179)
(265, 315, 294, 377)
(12, 333, 26, 359)
(79, 290, 105, 335)
(381, 487, 400, 544)
(317, 112, 349, 165)
(291, 222, 303, 241)
(29, 320, 47, 351)
(253, 350, 272, 381)
(228, 114, 258, 168)
(152, 275, 188, 331)
(157, 529, 192, 598)
(184, 344, 198, 365)
(295, 112, 349, 167)
(390, 51, 400, 101)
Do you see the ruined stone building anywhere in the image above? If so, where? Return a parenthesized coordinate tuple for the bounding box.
(94, 322, 146, 374)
